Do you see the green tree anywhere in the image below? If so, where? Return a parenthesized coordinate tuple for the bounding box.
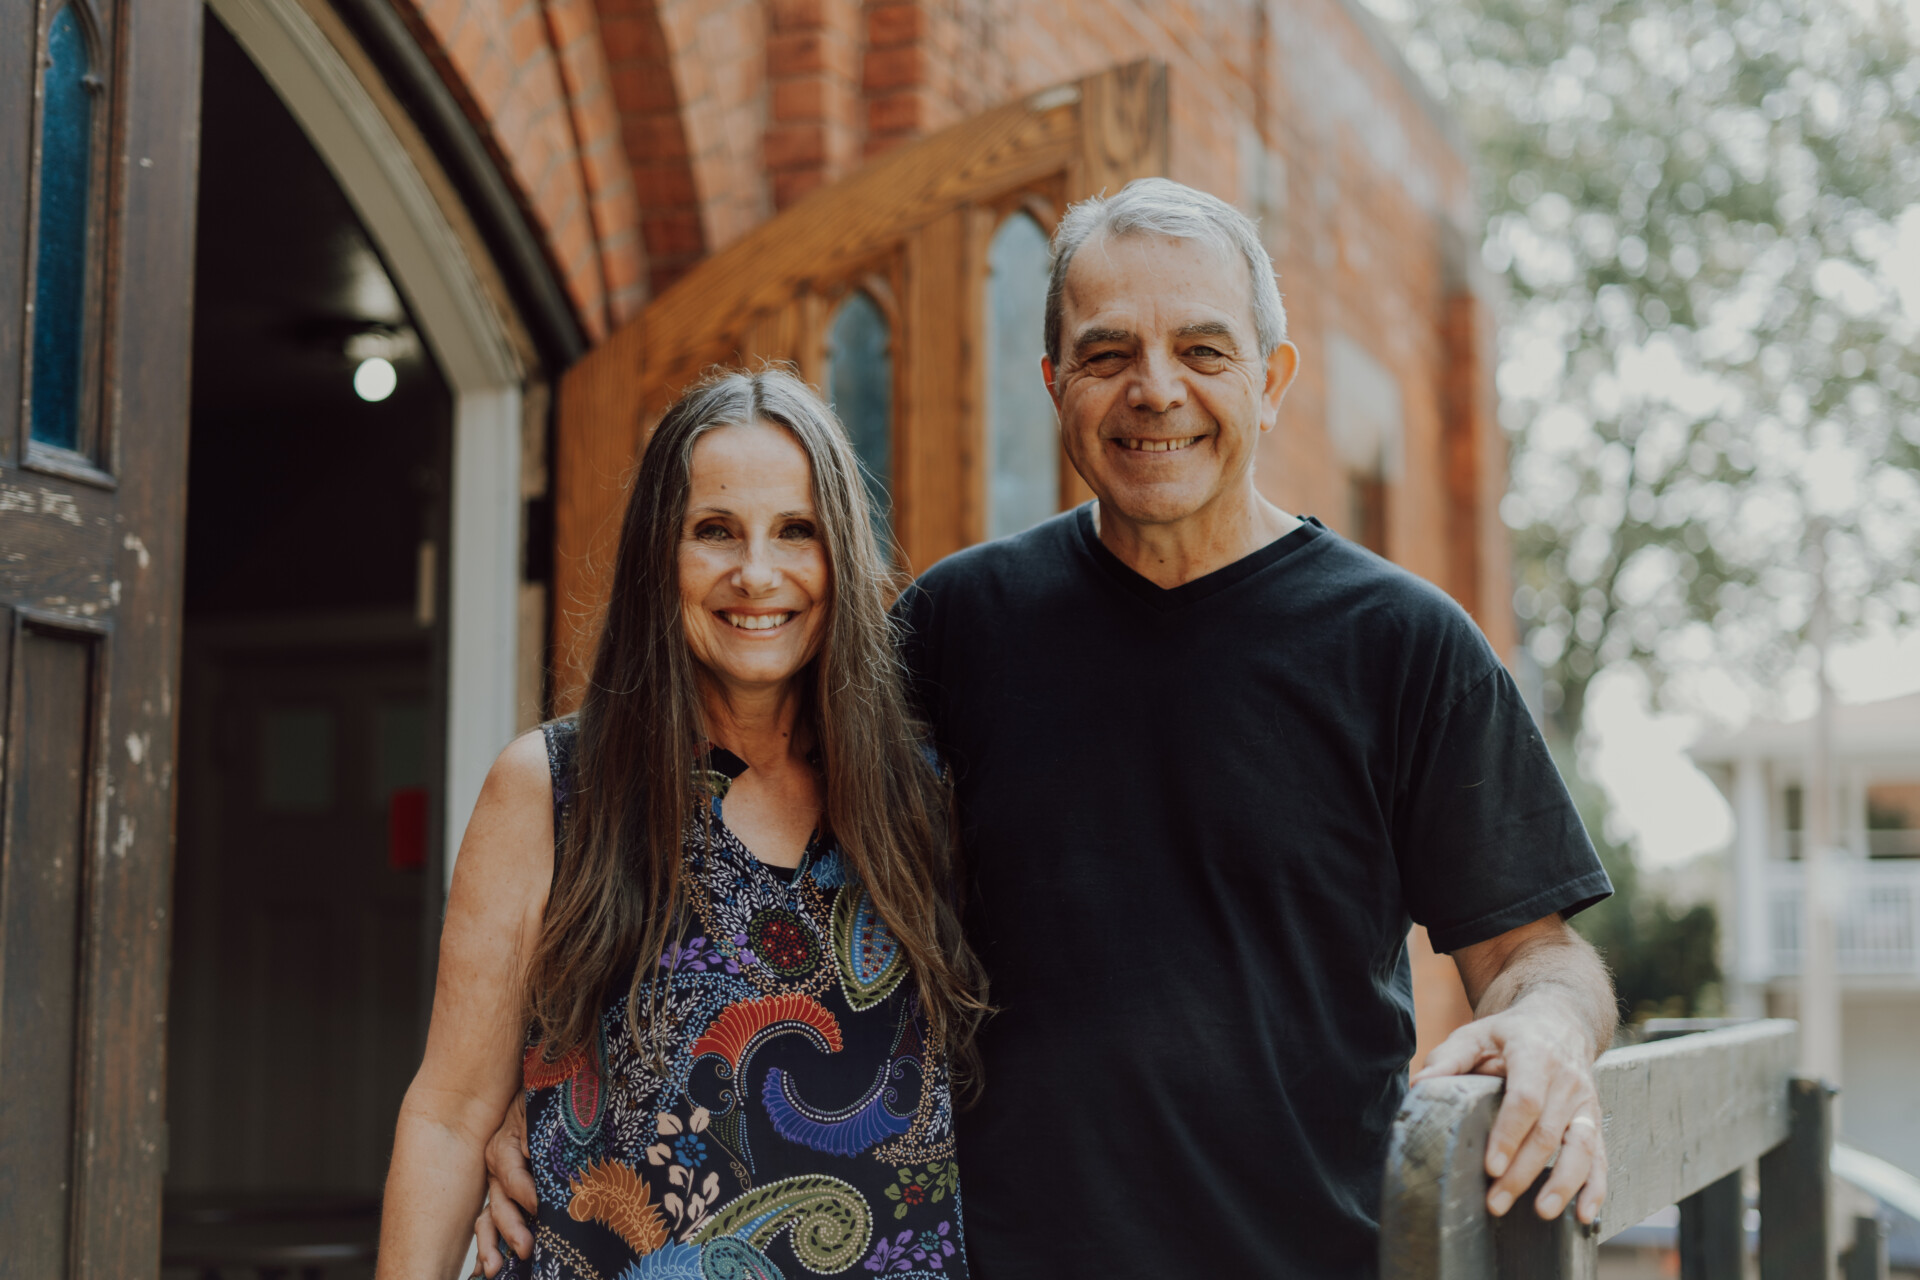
(1559, 748, 1723, 1019)
(1341, 0, 1920, 1014)
(1363, 0, 1920, 740)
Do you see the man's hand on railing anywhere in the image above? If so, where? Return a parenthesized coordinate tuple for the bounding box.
(1412, 914, 1619, 1228)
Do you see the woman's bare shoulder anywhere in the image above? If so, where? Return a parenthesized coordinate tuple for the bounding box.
(453, 729, 556, 894)
(488, 727, 553, 801)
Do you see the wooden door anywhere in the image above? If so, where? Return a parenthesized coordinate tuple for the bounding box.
(167, 624, 431, 1195)
(551, 61, 1168, 708)
(0, 0, 201, 1274)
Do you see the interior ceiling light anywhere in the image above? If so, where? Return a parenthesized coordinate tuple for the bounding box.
(354, 355, 397, 402)
(344, 326, 415, 402)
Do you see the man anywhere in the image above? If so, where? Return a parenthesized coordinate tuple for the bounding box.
(480, 178, 1616, 1277)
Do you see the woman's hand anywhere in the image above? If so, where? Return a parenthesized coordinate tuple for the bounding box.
(376, 731, 554, 1279)
(474, 1094, 537, 1276)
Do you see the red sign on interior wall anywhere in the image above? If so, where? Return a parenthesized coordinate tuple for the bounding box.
(389, 786, 428, 870)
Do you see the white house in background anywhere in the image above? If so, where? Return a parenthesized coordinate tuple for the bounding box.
(1691, 691, 1920, 1178)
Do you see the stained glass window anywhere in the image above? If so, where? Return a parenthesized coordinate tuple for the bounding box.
(985, 213, 1059, 538)
(824, 291, 893, 538)
(30, 5, 97, 452)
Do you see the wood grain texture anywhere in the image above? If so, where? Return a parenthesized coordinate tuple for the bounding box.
(551, 60, 1169, 709)
(1594, 1018, 1797, 1232)
(1073, 59, 1169, 198)
(68, 0, 203, 1274)
(1381, 1020, 1801, 1280)
(0, 0, 33, 451)
(899, 208, 976, 571)
(1379, 1073, 1503, 1280)
(0, 616, 101, 1278)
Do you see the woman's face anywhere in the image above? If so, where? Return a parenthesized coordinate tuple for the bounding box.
(679, 420, 832, 701)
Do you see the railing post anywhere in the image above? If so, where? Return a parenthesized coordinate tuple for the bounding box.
(1379, 1075, 1503, 1280)
(1679, 1170, 1744, 1280)
(1492, 1172, 1598, 1279)
(1759, 1076, 1835, 1280)
(1840, 1215, 1888, 1280)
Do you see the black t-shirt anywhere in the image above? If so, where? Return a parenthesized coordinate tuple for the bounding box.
(896, 506, 1610, 1279)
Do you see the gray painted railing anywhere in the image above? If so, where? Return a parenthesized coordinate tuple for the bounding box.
(1379, 1019, 1872, 1279)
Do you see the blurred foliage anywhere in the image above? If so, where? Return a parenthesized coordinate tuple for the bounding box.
(1365, 0, 1920, 740)
(1560, 746, 1725, 1019)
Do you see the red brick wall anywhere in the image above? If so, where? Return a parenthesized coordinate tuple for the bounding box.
(864, 0, 1009, 154)
(649, 0, 773, 253)
(596, 0, 706, 292)
(407, 0, 645, 335)
(767, 0, 863, 207)
(395, 0, 1510, 631)
(589, 0, 774, 290)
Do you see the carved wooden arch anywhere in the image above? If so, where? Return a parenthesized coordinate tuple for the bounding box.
(551, 60, 1169, 707)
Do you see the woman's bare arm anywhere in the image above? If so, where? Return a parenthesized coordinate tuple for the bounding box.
(377, 730, 553, 1279)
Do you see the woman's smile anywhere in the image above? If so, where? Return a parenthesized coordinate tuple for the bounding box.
(716, 608, 798, 632)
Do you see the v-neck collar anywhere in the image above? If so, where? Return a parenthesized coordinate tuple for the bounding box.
(1072, 503, 1323, 611)
(694, 744, 826, 880)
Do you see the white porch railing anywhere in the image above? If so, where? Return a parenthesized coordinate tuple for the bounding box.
(1775, 830, 1920, 859)
(1766, 861, 1920, 978)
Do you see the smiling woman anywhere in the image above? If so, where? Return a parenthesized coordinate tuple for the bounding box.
(678, 422, 832, 711)
(377, 368, 987, 1280)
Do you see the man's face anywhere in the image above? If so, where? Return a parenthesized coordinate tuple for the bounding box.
(1044, 232, 1297, 528)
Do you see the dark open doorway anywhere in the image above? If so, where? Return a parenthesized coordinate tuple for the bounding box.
(163, 15, 451, 1275)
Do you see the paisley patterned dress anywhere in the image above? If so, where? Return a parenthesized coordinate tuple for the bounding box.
(503, 719, 967, 1280)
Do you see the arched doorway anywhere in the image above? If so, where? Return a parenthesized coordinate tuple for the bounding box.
(163, 3, 538, 1271)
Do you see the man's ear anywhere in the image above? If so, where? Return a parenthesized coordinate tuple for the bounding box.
(1041, 354, 1060, 406)
(1261, 341, 1301, 432)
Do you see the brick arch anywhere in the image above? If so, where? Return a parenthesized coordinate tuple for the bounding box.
(402, 0, 647, 335)
(595, 0, 772, 292)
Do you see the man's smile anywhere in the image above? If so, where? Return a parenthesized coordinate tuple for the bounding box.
(1113, 435, 1205, 453)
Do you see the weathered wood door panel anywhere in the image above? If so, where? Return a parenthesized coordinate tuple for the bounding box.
(0, 612, 102, 1275)
(0, 0, 202, 1273)
(551, 61, 1168, 708)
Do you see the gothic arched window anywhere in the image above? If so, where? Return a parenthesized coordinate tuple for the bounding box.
(30, 3, 103, 453)
(984, 211, 1058, 539)
(824, 289, 893, 539)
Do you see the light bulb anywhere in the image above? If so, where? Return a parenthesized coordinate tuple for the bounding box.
(354, 356, 397, 402)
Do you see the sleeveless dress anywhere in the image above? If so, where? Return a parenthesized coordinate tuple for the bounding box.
(503, 719, 968, 1280)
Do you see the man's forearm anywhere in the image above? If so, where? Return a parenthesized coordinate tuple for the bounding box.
(1469, 926, 1616, 1060)
(1423, 915, 1619, 1223)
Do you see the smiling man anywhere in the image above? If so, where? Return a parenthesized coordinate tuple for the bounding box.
(894, 178, 1618, 1277)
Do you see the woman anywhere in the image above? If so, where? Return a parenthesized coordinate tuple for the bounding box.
(378, 368, 986, 1280)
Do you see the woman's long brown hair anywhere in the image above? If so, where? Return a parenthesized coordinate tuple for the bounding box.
(524, 366, 988, 1087)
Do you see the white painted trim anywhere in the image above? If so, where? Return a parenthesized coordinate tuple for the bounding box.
(207, 0, 527, 881)
(1733, 754, 1771, 991)
(446, 387, 524, 872)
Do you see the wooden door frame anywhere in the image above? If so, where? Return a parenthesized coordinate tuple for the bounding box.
(0, 0, 202, 1271)
(209, 0, 535, 881)
(551, 60, 1169, 710)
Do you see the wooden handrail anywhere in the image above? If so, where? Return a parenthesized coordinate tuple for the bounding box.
(1380, 1019, 1834, 1280)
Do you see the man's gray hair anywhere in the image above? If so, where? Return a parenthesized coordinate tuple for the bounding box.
(1044, 177, 1288, 364)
